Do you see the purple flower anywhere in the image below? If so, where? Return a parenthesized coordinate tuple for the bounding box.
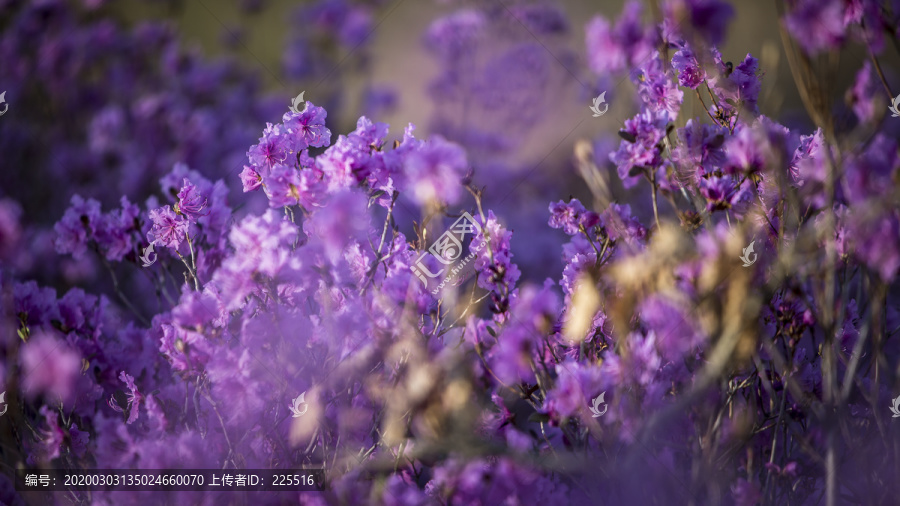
(640, 296, 704, 362)
(88, 105, 125, 154)
(789, 128, 825, 182)
(54, 195, 140, 262)
(488, 320, 544, 384)
(94, 196, 140, 262)
(14, 281, 59, 328)
(0, 198, 23, 261)
(282, 102, 332, 149)
(11, 5, 900, 497)
(585, 1, 653, 75)
(69, 423, 90, 459)
(211, 210, 301, 310)
(722, 125, 765, 175)
(600, 203, 647, 246)
(240, 165, 262, 192)
(722, 117, 795, 176)
(472, 211, 522, 297)
(175, 178, 208, 221)
(226, 209, 300, 276)
(707, 50, 762, 118)
(158, 323, 211, 373)
(27, 406, 67, 464)
(633, 53, 684, 120)
(424, 9, 486, 61)
(545, 360, 604, 421)
(844, 0, 889, 52)
(20, 330, 82, 404)
(381, 473, 430, 506)
(560, 241, 596, 297)
(53, 195, 102, 259)
(301, 0, 374, 53)
(784, 0, 847, 54)
(609, 109, 669, 188)
(147, 205, 189, 249)
(672, 119, 727, 183)
(172, 289, 220, 328)
(317, 137, 366, 193)
(262, 164, 304, 208)
(304, 190, 371, 260)
(846, 208, 900, 281)
(247, 123, 292, 175)
(699, 176, 751, 213)
(847, 61, 882, 124)
(728, 54, 762, 114)
(506, 4, 569, 35)
(57, 287, 100, 334)
(832, 204, 852, 260)
(350, 116, 389, 149)
(843, 134, 898, 204)
(260, 157, 325, 209)
(337, 6, 372, 48)
(790, 128, 836, 209)
(625, 332, 665, 391)
(316, 116, 391, 192)
(671, 46, 705, 89)
(107, 371, 144, 424)
(158, 163, 211, 203)
(548, 199, 599, 235)
(403, 136, 468, 206)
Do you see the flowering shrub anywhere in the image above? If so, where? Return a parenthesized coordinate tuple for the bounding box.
(2, 0, 900, 505)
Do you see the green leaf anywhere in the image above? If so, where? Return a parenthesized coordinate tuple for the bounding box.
(486, 326, 498, 337)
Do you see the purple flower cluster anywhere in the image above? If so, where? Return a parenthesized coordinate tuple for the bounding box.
(1, 1, 899, 505)
(54, 195, 141, 261)
(585, 1, 655, 75)
(0, 0, 283, 294)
